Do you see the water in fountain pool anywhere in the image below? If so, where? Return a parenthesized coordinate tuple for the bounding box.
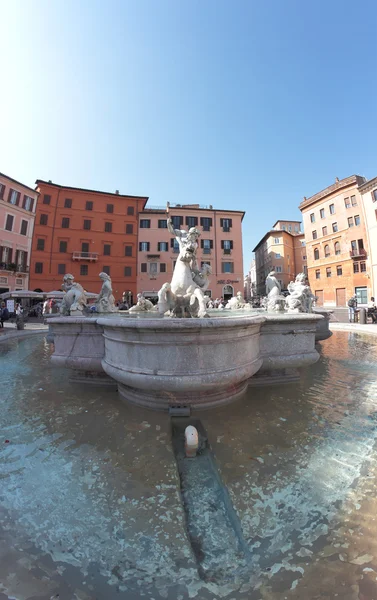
(1, 331, 377, 599)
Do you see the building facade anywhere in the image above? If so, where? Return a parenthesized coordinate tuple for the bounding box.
(359, 176, 377, 300)
(0, 172, 39, 293)
(136, 204, 245, 301)
(253, 220, 306, 295)
(29, 180, 148, 301)
(299, 175, 371, 307)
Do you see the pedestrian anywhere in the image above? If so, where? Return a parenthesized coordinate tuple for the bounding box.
(368, 297, 377, 323)
(348, 294, 357, 323)
(0, 302, 9, 328)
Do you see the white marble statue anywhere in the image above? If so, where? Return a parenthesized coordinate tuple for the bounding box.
(286, 272, 315, 313)
(265, 271, 285, 312)
(60, 274, 87, 316)
(157, 205, 210, 318)
(96, 272, 117, 313)
(129, 293, 156, 313)
(226, 290, 249, 310)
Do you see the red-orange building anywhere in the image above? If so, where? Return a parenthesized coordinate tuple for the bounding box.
(29, 180, 148, 301)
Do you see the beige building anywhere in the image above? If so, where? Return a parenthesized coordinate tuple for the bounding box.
(299, 175, 370, 307)
(253, 220, 306, 295)
(359, 176, 377, 300)
(136, 204, 245, 302)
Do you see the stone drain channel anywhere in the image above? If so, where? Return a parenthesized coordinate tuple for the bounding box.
(171, 417, 252, 583)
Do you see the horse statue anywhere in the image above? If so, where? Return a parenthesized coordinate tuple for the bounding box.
(60, 274, 87, 316)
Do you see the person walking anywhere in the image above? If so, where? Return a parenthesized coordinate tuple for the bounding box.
(348, 294, 357, 323)
(0, 302, 9, 328)
(368, 297, 377, 323)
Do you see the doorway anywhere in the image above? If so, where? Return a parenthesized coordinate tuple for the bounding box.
(222, 285, 234, 302)
(315, 290, 324, 306)
(336, 288, 346, 307)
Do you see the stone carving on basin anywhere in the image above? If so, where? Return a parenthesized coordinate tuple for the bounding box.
(129, 293, 156, 313)
(285, 272, 316, 313)
(95, 272, 117, 313)
(157, 205, 210, 318)
(60, 274, 87, 316)
(265, 271, 285, 312)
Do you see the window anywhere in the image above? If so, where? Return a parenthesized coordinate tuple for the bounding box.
(141, 263, 147, 273)
(171, 216, 183, 229)
(201, 239, 213, 254)
(320, 209, 325, 219)
(348, 217, 354, 228)
(107, 204, 114, 213)
(35, 262, 43, 274)
(351, 195, 357, 206)
(332, 222, 338, 232)
(355, 215, 360, 226)
(301, 240, 306, 246)
(62, 217, 70, 228)
(127, 206, 134, 215)
(186, 216, 198, 228)
(334, 241, 341, 255)
(294, 225, 299, 232)
(140, 219, 151, 228)
(275, 253, 281, 258)
(312, 230, 317, 240)
(324, 244, 330, 257)
(288, 224, 292, 232)
(104, 244, 111, 256)
(20, 220, 28, 236)
(149, 262, 158, 277)
(81, 242, 89, 253)
(160, 263, 166, 273)
(139, 242, 150, 252)
(105, 222, 112, 233)
(282, 225, 286, 231)
(315, 270, 320, 279)
(64, 198, 72, 208)
(80, 265, 88, 276)
(171, 238, 179, 253)
(310, 213, 315, 223)
(58, 264, 66, 275)
(274, 237, 280, 244)
(275, 266, 282, 273)
(23, 195, 33, 210)
(158, 219, 168, 228)
(337, 266, 342, 276)
(372, 190, 377, 202)
(222, 262, 234, 273)
(329, 204, 335, 214)
(126, 224, 133, 234)
(353, 262, 359, 273)
(221, 218, 232, 232)
(326, 267, 331, 277)
(303, 255, 307, 260)
(0, 183, 5, 199)
(43, 194, 51, 205)
(157, 242, 168, 251)
(5, 215, 14, 231)
(355, 286, 368, 304)
(344, 197, 351, 208)
(83, 219, 91, 230)
(40, 214, 48, 225)
(222, 240, 233, 254)
(86, 201, 93, 211)
(200, 217, 212, 231)
(124, 266, 132, 276)
(37, 239, 45, 251)
(322, 226, 327, 236)
(103, 266, 110, 275)
(59, 241, 67, 253)
(9, 189, 20, 205)
(360, 262, 366, 272)
(125, 246, 132, 257)
(314, 248, 319, 260)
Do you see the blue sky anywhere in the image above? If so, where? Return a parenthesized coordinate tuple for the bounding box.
(1, 0, 376, 269)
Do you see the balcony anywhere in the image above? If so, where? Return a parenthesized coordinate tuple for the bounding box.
(72, 251, 99, 261)
(350, 248, 367, 259)
(0, 262, 29, 273)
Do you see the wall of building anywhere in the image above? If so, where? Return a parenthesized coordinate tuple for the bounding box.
(29, 181, 147, 301)
(300, 176, 371, 306)
(136, 206, 244, 300)
(0, 172, 38, 293)
(360, 177, 377, 300)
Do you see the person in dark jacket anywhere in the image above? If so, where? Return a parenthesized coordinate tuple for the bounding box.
(0, 302, 9, 328)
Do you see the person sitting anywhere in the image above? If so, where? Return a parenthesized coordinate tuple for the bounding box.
(368, 297, 377, 323)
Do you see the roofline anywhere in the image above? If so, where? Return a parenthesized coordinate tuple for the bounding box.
(272, 219, 302, 228)
(140, 208, 246, 221)
(35, 179, 149, 203)
(253, 228, 299, 252)
(299, 175, 366, 211)
(358, 175, 377, 193)
(0, 172, 40, 195)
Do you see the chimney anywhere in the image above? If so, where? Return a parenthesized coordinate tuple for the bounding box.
(48, 180, 52, 183)
(335, 177, 339, 182)
(303, 196, 307, 201)
(115, 190, 119, 195)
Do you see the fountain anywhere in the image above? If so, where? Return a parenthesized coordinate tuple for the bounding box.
(48, 210, 329, 411)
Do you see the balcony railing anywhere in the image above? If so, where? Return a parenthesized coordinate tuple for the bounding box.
(72, 251, 99, 261)
(0, 262, 29, 273)
(350, 248, 367, 259)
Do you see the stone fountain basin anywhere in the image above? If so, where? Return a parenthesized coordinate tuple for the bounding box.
(49, 312, 324, 411)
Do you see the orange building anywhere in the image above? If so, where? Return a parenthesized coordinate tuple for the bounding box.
(136, 204, 245, 302)
(299, 175, 371, 307)
(253, 220, 306, 295)
(29, 180, 148, 301)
